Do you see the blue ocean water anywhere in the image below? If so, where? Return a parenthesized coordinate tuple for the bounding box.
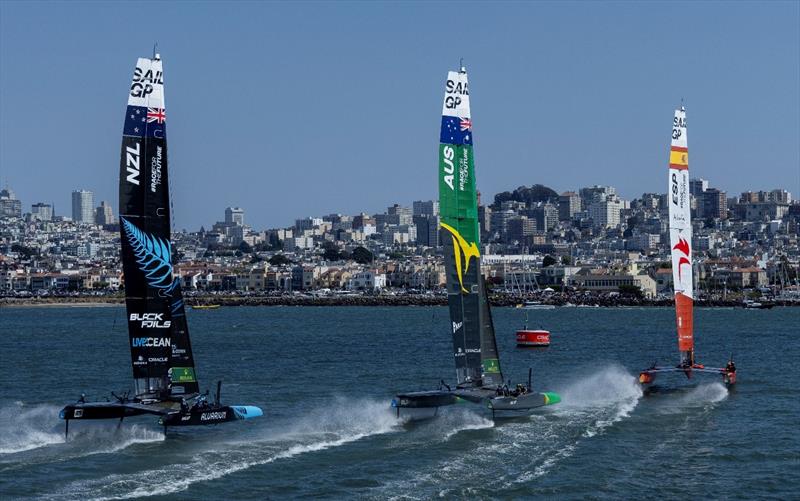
(0, 305, 798, 500)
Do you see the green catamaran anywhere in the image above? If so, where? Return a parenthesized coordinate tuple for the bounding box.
(392, 64, 560, 420)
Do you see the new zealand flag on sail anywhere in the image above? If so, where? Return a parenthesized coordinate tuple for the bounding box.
(440, 116, 473, 145)
(123, 105, 166, 138)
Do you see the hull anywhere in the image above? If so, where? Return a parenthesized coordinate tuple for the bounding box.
(638, 365, 736, 387)
(392, 388, 559, 421)
(59, 400, 176, 420)
(159, 404, 263, 427)
(516, 330, 550, 347)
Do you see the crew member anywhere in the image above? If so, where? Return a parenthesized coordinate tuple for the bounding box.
(725, 360, 736, 373)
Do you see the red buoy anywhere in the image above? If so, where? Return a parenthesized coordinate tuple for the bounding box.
(516, 329, 550, 347)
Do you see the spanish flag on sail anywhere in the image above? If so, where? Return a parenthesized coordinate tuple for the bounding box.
(669, 147, 688, 170)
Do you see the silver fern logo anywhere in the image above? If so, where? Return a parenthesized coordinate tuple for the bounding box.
(121, 217, 178, 296)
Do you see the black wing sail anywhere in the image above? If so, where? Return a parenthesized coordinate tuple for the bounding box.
(119, 55, 199, 398)
(442, 231, 483, 386)
(478, 276, 503, 387)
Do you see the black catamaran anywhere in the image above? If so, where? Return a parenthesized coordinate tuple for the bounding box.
(392, 64, 561, 420)
(60, 52, 262, 435)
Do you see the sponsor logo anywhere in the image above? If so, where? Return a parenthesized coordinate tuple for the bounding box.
(444, 78, 468, 109)
(150, 145, 162, 193)
(131, 337, 171, 348)
(672, 115, 686, 140)
(74, 409, 83, 418)
(200, 411, 227, 421)
(125, 142, 141, 185)
(148, 357, 168, 362)
(130, 66, 163, 99)
(134, 355, 146, 366)
(458, 147, 469, 192)
(440, 222, 480, 294)
(452, 321, 463, 333)
(672, 237, 691, 281)
(130, 313, 171, 329)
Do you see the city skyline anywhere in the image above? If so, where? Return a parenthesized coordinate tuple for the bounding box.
(1, 2, 798, 230)
(1, 178, 793, 233)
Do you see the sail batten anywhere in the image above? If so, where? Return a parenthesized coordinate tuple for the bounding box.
(439, 68, 502, 387)
(668, 107, 694, 363)
(119, 56, 198, 398)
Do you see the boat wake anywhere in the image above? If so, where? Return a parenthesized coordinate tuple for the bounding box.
(653, 382, 729, 415)
(0, 402, 64, 455)
(0, 401, 164, 474)
(554, 364, 643, 438)
(439, 410, 494, 441)
(373, 365, 643, 497)
(52, 397, 401, 500)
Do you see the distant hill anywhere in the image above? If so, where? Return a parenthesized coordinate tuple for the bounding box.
(491, 184, 559, 208)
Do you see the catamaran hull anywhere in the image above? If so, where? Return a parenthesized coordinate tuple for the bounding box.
(60, 402, 168, 421)
(638, 366, 736, 387)
(160, 405, 263, 427)
(392, 390, 559, 421)
(488, 392, 559, 417)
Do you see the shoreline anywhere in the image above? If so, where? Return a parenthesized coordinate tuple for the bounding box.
(1, 295, 796, 308)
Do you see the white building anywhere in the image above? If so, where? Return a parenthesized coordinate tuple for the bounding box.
(31, 203, 53, 221)
(348, 271, 386, 291)
(71, 190, 94, 224)
(589, 197, 624, 228)
(225, 207, 245, 226)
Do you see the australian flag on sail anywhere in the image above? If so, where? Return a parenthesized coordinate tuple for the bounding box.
(123, 105, 166, 138)
(440, 116, 473, 145)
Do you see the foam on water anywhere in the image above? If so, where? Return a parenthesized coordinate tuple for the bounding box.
(0, 402, 64, 454)
(0, 401, 164, 464)
(374, 365, 644, 496)
(52, 397, 401, 500)
(652, 382, 729, 415)
(554, 364, 643, 437)
(439, 410, 494, 441)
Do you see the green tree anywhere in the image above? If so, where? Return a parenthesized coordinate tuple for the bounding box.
(268, 254, 292, 266)
(560, 255, 572, 265)
(352, 246, 374, 264)
(238, 240, 253, 253)
(618, 284, 643, 297)
(542, 255, 557, 267)
(322, 241, 341, 261)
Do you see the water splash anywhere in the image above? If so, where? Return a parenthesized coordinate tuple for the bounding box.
(373, 365, 644, 496)
(0, 402, 64, 454)
(553, 364, 643, 437)
(54, 397, 401, 500)
(441, 410, 494, 441)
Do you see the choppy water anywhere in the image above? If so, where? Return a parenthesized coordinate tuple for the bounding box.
(0, 305, 798, 500)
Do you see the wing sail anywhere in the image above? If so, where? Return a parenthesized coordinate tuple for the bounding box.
(439, 68, 485, 386)
(667, 107, 694, 364)
(119, 56, 198, 398)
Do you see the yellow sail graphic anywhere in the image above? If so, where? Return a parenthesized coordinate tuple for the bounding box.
(440, 222, 480, 293)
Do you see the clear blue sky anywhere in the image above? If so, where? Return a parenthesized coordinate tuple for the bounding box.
(1, 1, 798, 230)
